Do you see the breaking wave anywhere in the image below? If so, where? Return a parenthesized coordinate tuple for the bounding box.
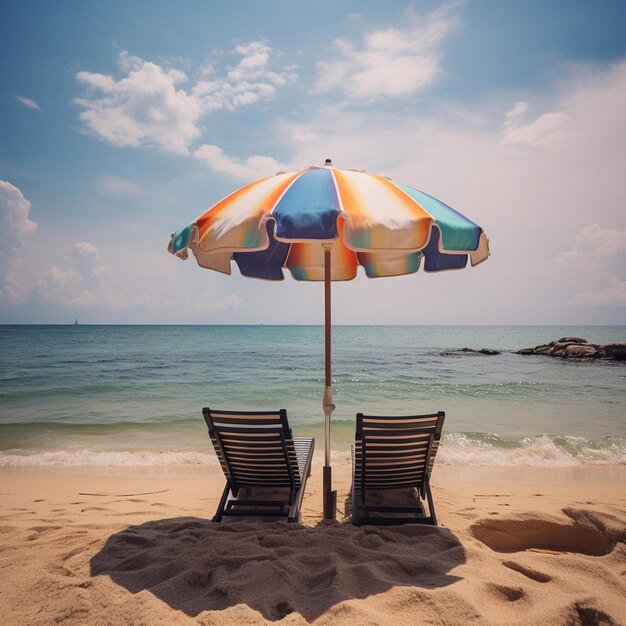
(0, 433, 624, 468)
(438, 433, 626, 467)
(0, 449, 219, 467)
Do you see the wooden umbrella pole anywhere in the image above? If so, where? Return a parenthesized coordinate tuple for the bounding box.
(323, 245, 336, 520)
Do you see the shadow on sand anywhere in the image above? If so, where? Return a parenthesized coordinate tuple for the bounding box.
(91, 516, 466, 621)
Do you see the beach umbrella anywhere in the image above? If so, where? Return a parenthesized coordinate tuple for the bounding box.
(168, 159, 490, 519)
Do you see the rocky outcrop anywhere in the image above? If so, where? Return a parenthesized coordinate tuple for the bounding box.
(441, 348, 501, 356)
(517, 337, 626, 361)
(599, 343, 626, 360)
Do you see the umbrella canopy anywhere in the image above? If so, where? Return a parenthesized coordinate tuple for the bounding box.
(169, 164, 489, 280)
(168, 161, 490, 519)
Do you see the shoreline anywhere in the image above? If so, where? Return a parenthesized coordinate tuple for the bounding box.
(2, 430, 625, 471)
(1, 461, 625, 482)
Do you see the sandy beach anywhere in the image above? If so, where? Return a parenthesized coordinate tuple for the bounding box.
(1, 463, 625, 625)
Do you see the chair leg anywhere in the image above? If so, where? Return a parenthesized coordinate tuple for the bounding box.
(287, 501, 301, 523)
(351, 487, 361, 525)
(307, 439, 315, 477)
(424, 477, 437, 526)
(288, 487, 300, 523)
(351, 451, 361, 526)
(289, 443, 314, 524)
(212, 481, 232, 523)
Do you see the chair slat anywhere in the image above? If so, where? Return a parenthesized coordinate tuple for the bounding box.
(352, 411, 445, 526)
(203, 408, 314, 522)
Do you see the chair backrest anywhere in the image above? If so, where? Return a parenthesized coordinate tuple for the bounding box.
(203, 408, 302, 491)
(355, 412, 445, 491)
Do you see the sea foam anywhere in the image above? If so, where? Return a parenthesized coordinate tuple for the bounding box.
(0, 449, 219, 467)
(438, 433, 626, 467)
(0, 434, 624, 467)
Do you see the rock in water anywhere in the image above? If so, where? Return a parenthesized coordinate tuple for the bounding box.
(599, 343, 626, 361)
(563, 344, 599, 359)
(441, 348, 501, 356)
(556, 337, 588, 344)
(460, 348, 501, 355)
(517, 339, 625, 361)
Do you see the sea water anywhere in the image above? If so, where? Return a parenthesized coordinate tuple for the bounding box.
(1, 325, 624, 467)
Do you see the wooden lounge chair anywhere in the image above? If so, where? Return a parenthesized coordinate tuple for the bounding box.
(203, 408, 315, 523)
(351, 411, 445, 526)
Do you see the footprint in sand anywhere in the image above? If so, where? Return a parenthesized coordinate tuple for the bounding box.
(47, 563, 75, 577)
(26, 525, 62, 541)
(502, 560, 551, 583)
(570, 604, 615, 625)
(486, 582, 526, 602)
(300, 554, 333, 569)
(274, 601, 294, 619)
(105, 510, 155, 517)
(117, 532, 154, 546)
(73, 580, 93, 589)
(470, 514, 615, 556)
(0, 525, 18, 534)
(28, 525, 62, 533)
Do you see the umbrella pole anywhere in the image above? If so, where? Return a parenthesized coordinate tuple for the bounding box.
(323, 245, 336, 520)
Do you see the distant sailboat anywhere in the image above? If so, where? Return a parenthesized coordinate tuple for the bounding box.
(74, 316, 79, 326)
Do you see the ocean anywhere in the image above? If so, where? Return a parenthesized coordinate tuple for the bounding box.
(1, 325, 625, 468)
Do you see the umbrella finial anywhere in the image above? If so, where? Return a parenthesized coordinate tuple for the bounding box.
(324, 158, 333, 167)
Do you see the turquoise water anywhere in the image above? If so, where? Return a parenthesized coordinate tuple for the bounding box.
(0, 325, 625, 467)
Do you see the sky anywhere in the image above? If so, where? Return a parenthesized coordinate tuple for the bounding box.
(1, 0, 625, 325)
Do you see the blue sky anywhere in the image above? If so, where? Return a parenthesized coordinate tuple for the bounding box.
(1, 0, 625, 324)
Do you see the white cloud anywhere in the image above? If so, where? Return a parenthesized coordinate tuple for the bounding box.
(31, 241, 148, 311)
(75, 51, 202, 154)
(556, 225, 626, 308)
(192, 41, 295, 112)
(75, 44, 295, 155)
(315, 5, 459, 100)
(193, 144, 285, 181)
(95, 175, 142, 196)
(504, 101, 528, 120)
(576, 277, 626, 306)
(15, 95, 40, 110)
(555, 224, 626, 265)
(501, 110, 570, 151)
(292, 128, 318, 142)
(32, 242, 104, 308)
(0, 181, 37, 303)
(70, 242, 100, 276)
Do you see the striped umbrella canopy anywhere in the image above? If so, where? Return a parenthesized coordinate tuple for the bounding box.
(168, 160, 490, 518)
(169, 163, 490, 280)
